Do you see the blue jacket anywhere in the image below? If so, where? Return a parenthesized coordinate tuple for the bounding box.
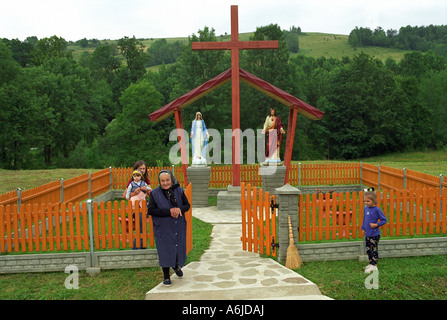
(361, 206, 387, 237)
(147, 186, 190, 268)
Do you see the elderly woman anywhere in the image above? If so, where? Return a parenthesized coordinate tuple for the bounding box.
(147, 170, 190, 286)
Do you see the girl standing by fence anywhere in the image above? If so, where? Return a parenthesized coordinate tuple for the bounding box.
(362, 188, 387, 273)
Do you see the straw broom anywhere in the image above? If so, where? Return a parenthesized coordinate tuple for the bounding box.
(285, 215, 302, 269)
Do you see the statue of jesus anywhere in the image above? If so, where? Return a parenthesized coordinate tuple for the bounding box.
(261, 107, 285, 165)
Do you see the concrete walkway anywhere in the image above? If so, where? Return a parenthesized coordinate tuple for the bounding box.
(145, 206, 332, 300)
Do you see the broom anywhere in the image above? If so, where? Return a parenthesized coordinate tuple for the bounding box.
(285, 215, 303, 269)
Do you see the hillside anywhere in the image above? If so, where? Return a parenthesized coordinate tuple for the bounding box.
(297, 32, 409, 62)
(68, 31, 411, 65)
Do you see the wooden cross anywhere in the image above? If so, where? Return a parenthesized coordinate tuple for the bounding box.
(191, 5, 278, 186)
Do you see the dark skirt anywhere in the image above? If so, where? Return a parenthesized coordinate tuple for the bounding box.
(152, 214, 187, 268)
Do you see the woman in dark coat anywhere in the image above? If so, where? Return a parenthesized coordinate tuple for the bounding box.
(147, 170, 190, 286)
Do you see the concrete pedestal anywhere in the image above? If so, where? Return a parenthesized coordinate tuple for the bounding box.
(259, 165, 287, 198)
(187, 166, 211, 207)
(217, 185, 242, 211)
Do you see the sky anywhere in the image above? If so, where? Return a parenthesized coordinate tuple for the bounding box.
(1, 0, 447, 42)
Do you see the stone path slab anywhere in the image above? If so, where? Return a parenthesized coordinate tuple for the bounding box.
(145, 207, 332, 300)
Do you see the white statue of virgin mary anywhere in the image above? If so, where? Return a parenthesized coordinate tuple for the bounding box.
(190, 112, 209, 165)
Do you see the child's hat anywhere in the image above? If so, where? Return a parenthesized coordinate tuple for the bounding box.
(132, 170, 142, 176)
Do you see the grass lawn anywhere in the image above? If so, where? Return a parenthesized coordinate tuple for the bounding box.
(0, 168, 102, 195)
(296, 255, 447, 300)
(0, 266, 162, 300)
(297, 32, 409, 62)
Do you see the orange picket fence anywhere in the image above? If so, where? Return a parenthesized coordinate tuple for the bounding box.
(2, 163, 446, 253)
(210, 162, 445, 191)
(299, 188, 447, 242)
(361, 163, 380, 190)
(361, 163, 446, 191)
(289, 162, 361, 186)
(209, 163, 362, 188)
(2, 163, 443, 213)
(209, 165, 232, 188)
(209, 165, 263, 188)
(2, 163, 445, 211)
(0, 168, 112, 208)
(0, 190, 19, 208)
(406, 169, 445, 190)
(240, 165, 263, 187)
(240, 182, 277, 257)
(91, 200, 155, 251)
(1, 202, 91, 253)
(0, 184, 193, 254)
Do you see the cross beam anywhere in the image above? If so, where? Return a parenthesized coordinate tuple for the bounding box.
(192, 5, 278, 186)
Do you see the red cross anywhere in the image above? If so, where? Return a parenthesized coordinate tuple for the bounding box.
(191, 5, 278, 186)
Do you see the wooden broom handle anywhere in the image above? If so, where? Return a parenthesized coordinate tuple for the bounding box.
(288, 216, 295, 245)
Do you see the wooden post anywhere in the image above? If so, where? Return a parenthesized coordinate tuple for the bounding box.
(174, 108, 189, 185)
(284, 106, 298, 184)
(231, 6, 241, 186)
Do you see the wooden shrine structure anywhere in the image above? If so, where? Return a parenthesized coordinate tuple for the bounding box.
(149, 5, 324, 186)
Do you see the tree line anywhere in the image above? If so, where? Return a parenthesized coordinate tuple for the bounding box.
(348, 25, 447, 56)
(1, 24, 447, 170)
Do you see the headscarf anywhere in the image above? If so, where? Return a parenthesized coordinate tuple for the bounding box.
(158, 169, 180, 206)
(195, 111, 202, 120)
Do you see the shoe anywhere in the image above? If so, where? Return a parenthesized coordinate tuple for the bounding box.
(174, 266, 183, 277)
(364, 264, 373, 273)
(163, 278, 171, 286)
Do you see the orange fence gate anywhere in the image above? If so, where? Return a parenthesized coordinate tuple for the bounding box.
(240, 182, 277, 257)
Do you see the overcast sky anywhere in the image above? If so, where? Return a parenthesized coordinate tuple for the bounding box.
(1, 0, 446, 42)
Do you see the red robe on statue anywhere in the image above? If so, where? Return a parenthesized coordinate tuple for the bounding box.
(264, 115, 284, 159)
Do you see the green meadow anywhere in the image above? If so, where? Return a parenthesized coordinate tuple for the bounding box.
(68, 31, 411, 66)
(297, 32, 409, 62)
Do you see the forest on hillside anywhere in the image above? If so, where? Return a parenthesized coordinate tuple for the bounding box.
(349, 24, 447, 56)
(1, 24, 447, 170)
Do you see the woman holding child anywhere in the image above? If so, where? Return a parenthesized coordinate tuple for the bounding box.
(123, 160, 152, 200)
